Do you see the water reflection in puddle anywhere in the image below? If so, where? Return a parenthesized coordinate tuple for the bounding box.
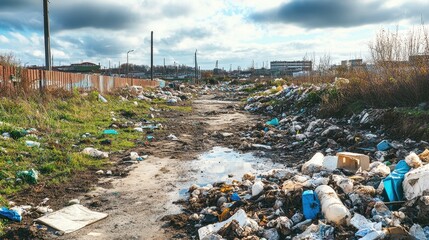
(178, 147, 282, 197)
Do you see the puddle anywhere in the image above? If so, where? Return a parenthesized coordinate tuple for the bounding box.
(178, 147, 282, 197)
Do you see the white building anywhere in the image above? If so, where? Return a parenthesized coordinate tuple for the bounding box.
(270, 61, 312, 75)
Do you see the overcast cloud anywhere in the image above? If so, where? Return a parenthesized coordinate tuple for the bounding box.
(0, 0, 426, 69)
(251, 0, 429, 28)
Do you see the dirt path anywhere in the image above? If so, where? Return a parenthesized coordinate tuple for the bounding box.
(61, 94, 255, 240)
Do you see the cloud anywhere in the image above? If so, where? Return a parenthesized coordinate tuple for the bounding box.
(251, 0, 429, 28)
(0, 0, 38, 10)
(161, 3, 193, 18)
(159, 27, 212, 47)
(0, 35, 9, 43)
(51, 2, 140, 31)
(56, 35, 130, 57)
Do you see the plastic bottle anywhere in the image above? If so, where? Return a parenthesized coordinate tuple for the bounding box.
(315, 185, 351, 225)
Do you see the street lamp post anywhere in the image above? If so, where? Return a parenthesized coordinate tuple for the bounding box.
(126, 50, 134, 76)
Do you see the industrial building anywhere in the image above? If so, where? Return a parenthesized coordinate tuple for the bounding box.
(270, 61, 312, 76)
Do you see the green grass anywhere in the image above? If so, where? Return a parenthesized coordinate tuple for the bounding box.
(0, 90, 194, 234)
(0, 91, 185, 204)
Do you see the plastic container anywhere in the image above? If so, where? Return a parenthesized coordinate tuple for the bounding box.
(377, 140, 391, 151)
(315, 185, 351, 225)
(302, 190, 320, 220)
(383, 160, 410, 202)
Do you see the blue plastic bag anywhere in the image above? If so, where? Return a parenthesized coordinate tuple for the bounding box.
(0, 207, 22, 222)
(383, 160, 410, 202)
(231, 192, 241, 201)
(266, 118, 279, 126)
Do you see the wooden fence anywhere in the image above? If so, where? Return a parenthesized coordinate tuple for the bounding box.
(0, 64, 159, 95)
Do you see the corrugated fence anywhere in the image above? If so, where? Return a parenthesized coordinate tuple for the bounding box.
(0, 64, 158, 95)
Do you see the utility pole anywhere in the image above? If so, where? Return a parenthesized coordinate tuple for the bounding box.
(127, 50, 134, 76)
(151, 31, 153, 81)
(194, 49, 198, 84)
(43, 0, 51, 70)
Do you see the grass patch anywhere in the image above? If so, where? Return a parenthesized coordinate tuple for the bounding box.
(0, 90, 193, 234)
(0, 91, 179, 198)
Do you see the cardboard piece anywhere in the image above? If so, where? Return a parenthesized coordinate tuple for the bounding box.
(36, 204, 108, 234)
(336, 152, 370, 172)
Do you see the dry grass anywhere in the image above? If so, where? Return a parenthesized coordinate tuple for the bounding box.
(290, 25, 429, 116)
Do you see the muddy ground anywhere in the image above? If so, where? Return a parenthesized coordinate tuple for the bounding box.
(4, 93, 261, 239)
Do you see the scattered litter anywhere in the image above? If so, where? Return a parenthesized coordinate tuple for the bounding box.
(266, 118, 279, 126)
(102, 129, 118, 135)
(98, 94, 108, 103)
(16, 169, 38, 184)
(168, 134, 179, 141)
(82, 147, 109, 159)
(0, 207, 22, 222)
(25, 140, 41, 148)
(251, 144, 272, 150)
(130, 152, 143, 161)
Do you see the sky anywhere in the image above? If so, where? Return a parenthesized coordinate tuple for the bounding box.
(0, 0, 428, 70)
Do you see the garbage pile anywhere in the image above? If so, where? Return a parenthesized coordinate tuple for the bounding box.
(239, 83, 428, 164)
(180, 150, 429, 239)
(122, 85, 194, 103)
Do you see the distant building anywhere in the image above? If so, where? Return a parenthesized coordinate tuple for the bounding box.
(270, 61, 312, 76)
(341, 59, 364, 68)
(58, 62, 100, 73)
(409, 55, 429, 64)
